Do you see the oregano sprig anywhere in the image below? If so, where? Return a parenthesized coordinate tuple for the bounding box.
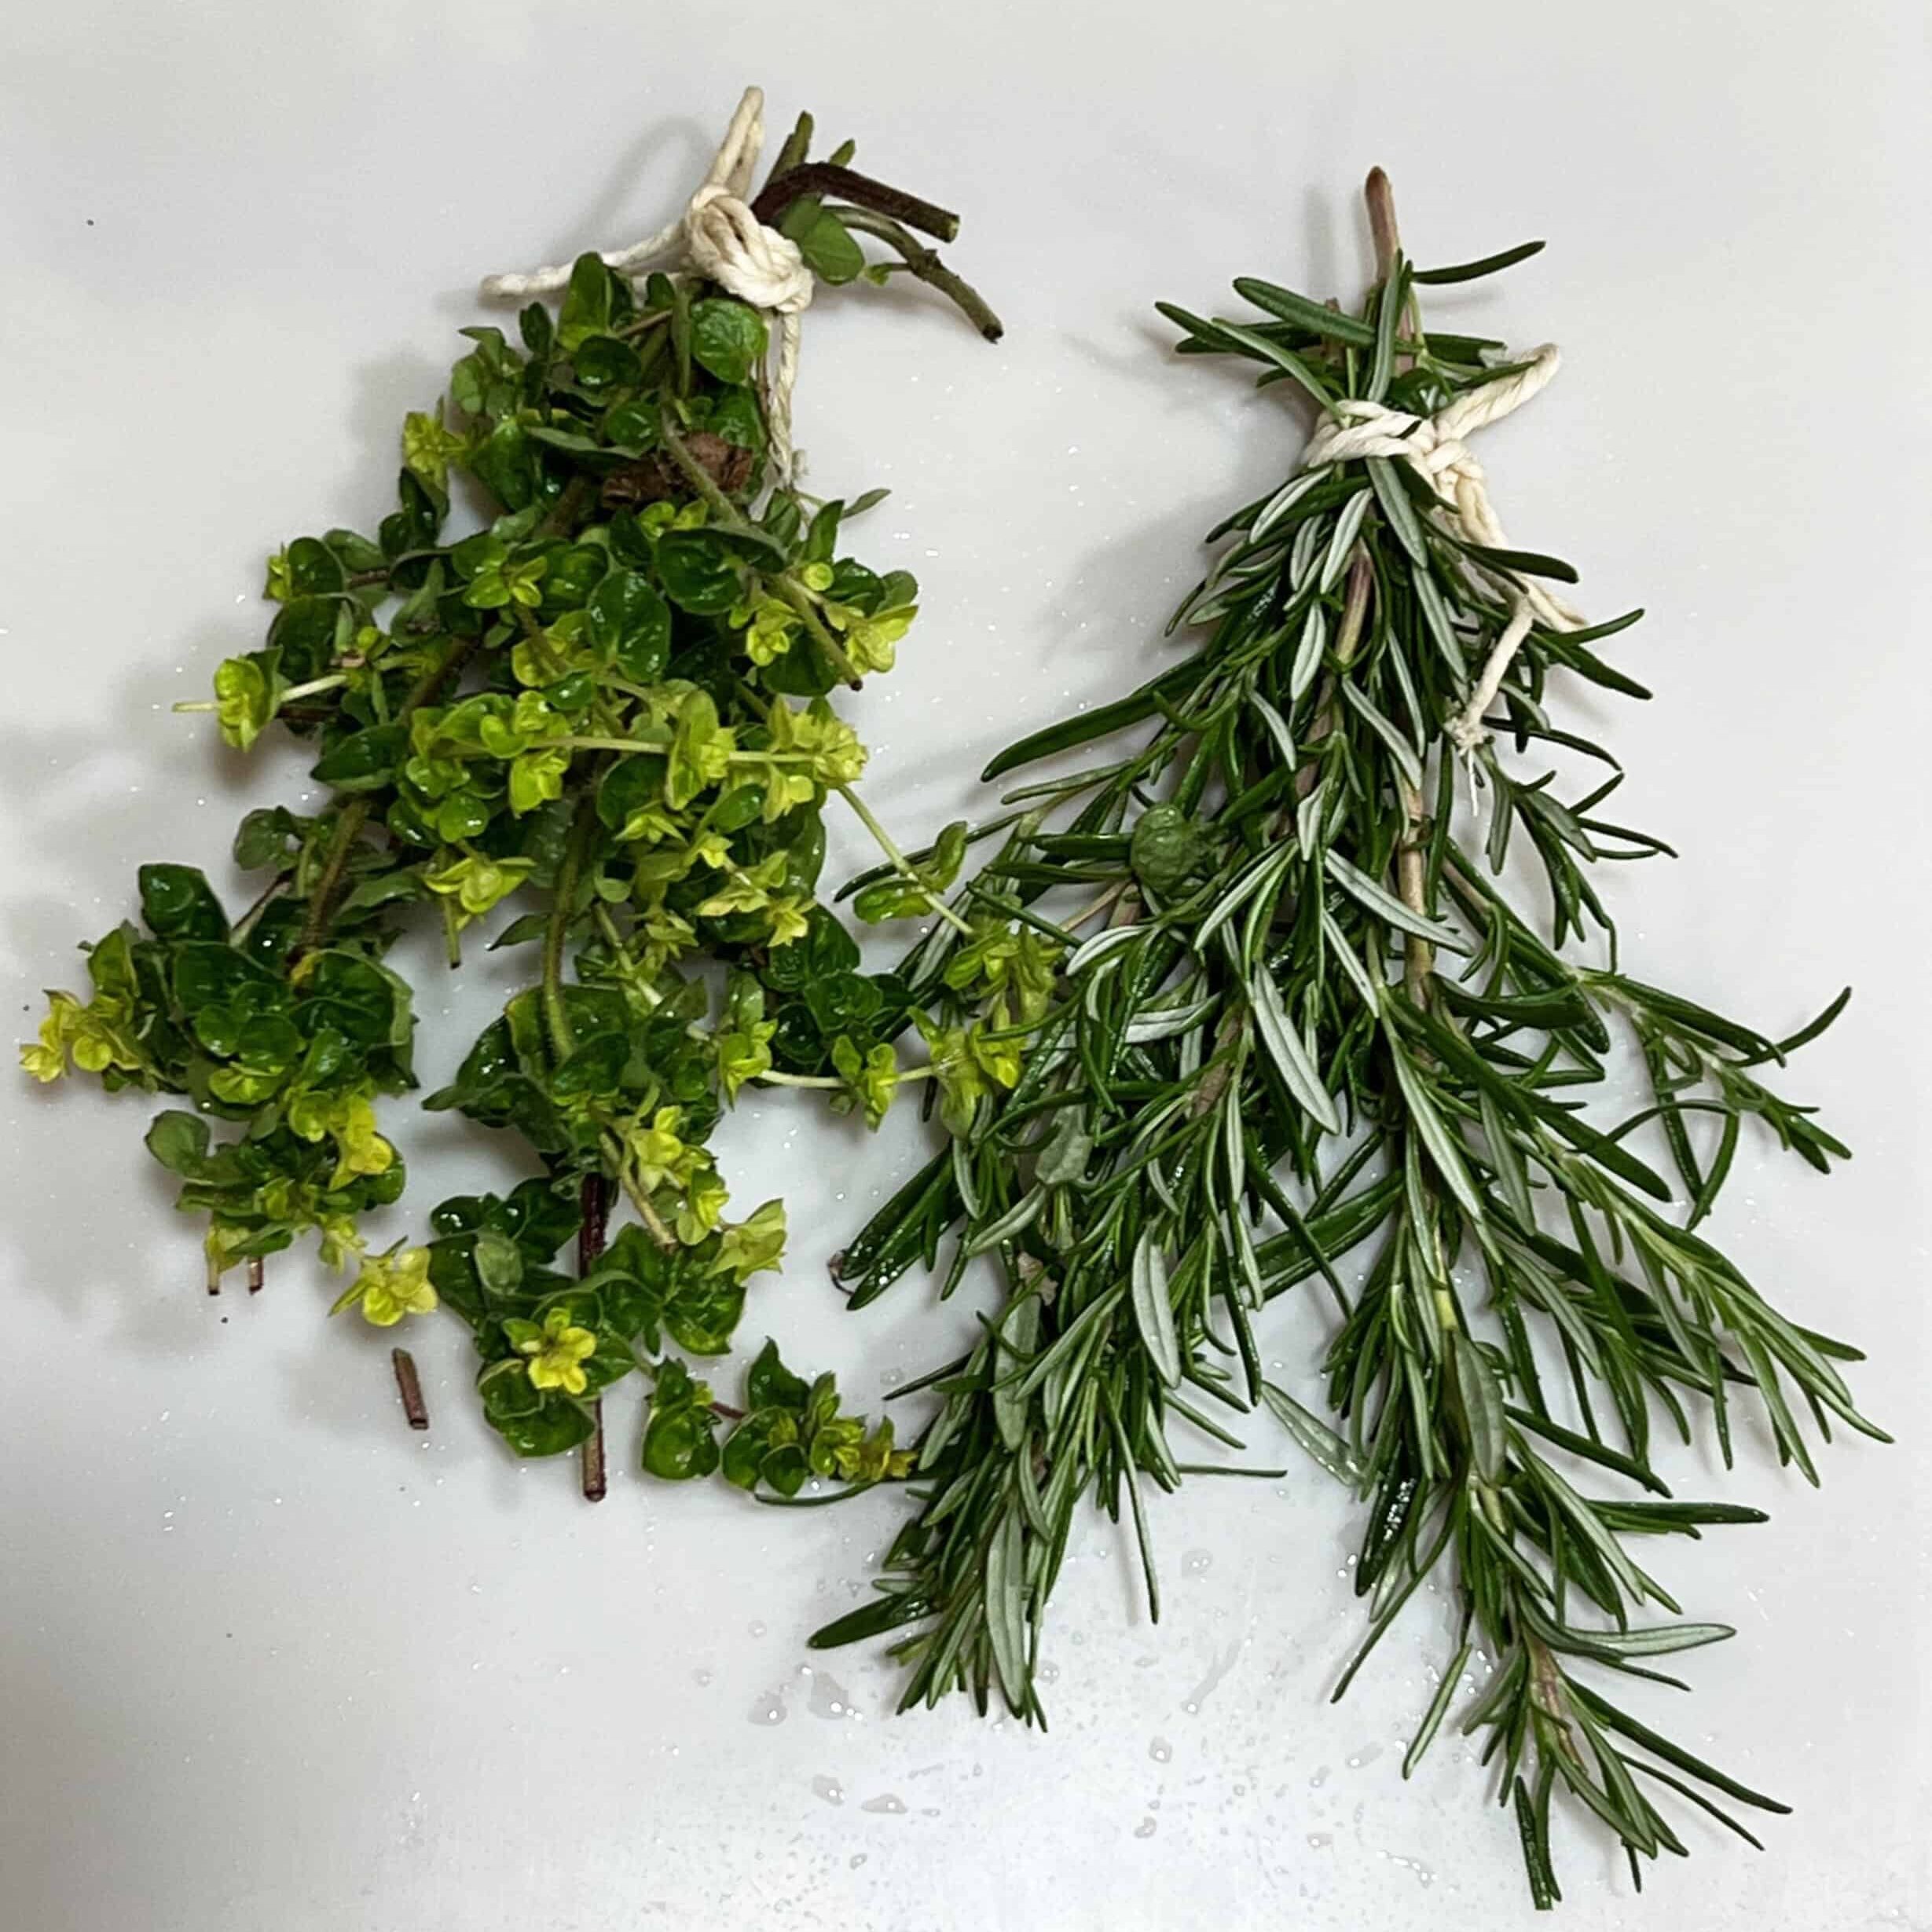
(21, 97, 997, 1501)
(814, 170, 1881, 1904)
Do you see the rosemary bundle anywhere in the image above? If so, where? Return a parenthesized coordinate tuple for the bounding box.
(816, 173, 1880, 1902)
(21, 93, 997, 1501)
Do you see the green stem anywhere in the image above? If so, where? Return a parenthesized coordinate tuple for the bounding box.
(775, 579, 864, 688)
(550, 734, 816, 766)
(542, 794, 600, 1062)
(533, 474, 595, 542)
(296, 632, 477, 955)
(759, 1065, 937, 1091)
(764, 111, 815, 188)
(601, 1130, 678, 1251)
(836, 783, 974, 936)
(658, 412, 753, 527)
(834, 208, 1005, 343)
(296, 799, 372, 955)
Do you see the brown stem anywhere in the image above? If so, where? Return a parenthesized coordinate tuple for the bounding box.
(246, 1256, 264, 1296)
(751, 163, 959, 242)
(578, 1173, 611, 1502)
(1366, 170, 1436, 1001)
(391, 1347, 429, 1429)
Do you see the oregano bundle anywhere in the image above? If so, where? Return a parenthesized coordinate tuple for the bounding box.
(20, 92, 999, 1501)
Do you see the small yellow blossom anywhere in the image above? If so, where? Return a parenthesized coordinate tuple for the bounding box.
(519, 1307, 598, 1395)
(338, 1246, 438, 1327)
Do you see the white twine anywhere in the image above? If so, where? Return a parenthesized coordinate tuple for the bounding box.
(1300, 345, 1582, 753)
(481, 86, 814, 484)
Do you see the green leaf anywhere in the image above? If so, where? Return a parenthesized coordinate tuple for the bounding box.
(747, 1338, 810, 1412)
(1412, 240, 1545, 285)
(1385, 1039, 1486, 1225)
(689, 299, 768, 387)
(478, 1372, 594, 1457)
(311, 724, 406, 794)
(1130, 1231, 1181, 1388)
(1450, 1332, 1506, 1482)
(571, 333, 643, 391)
(655, 530, 740, 614)
(1323, 852, 1469, 955)
(789, 208, 866, 285)
(984, 1507, 1029, 1709)
(137, 864, 228, 942)
(1261, 1381, 1364, 1484)
(145, 1110, 213, 1177)
(585, 569, 672, 681)
(643, 1402, 720, 1480)
(556, 253, 615, 351)
(1249, 965, 1341, 1134)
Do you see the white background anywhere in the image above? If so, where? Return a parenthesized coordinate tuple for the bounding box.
(2, 3, 1928, 1927)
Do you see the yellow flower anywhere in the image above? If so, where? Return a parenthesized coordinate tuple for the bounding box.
(716, 1018, 776, 1102)
(763, 896, 812, 949)
(712, 1198, 787, 1281)
(424, 852, 536, 922)
(520, 1307, 598, 1395)
(676, 1169, 731, 1245)
(20, 992, 80, 1083)
(340, 1247, 438, 1327)
(326, 1091, 395, 1190)
(20, 990, 143, 1083)
(842, 604, 915, 676)
(317, 1216, 362, 1272)
(629, 1106, 690, 1193)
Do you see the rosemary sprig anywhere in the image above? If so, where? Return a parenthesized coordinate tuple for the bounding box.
(817, 171, 1883, 1904)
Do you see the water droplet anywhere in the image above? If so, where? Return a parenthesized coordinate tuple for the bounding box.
(1182, 1549, 1213, 1578)
(849, 1853, 867, 1869)
(1183, 1641, 1243, 1714)
(1309, 1765, 1331, 1788)
(693, 1669, 713, 1687)
(808, 1670, 858, 1721)
(747, 1620, 767, 1637)
(811, 1775, 844, 1806)
(1149, 1736, 1173, 1764)
(860, 1794, 907, 1816)
(1134, 1816, 1157, 1839)
(748, 1690, 786, 1726)
(1307, 1831, 1333, 1850)
(1347, 1742, 1384, 1769)
(1039, 1660, 1061, 1685)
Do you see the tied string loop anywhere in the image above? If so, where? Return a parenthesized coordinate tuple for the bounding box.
(1300, 345, 1582, 753)
(482, 86, 813, 483)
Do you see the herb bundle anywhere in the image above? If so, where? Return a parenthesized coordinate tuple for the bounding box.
(21, 93, 998, 1501)
(816, 173, 1879, 1902)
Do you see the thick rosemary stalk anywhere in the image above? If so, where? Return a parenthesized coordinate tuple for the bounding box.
(817, 172, 1882, 1904)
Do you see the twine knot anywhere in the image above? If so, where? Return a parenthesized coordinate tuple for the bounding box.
(681, 180, 812, 316)
(482, 86, 812, 482)
(1300, 345, 1583, 753)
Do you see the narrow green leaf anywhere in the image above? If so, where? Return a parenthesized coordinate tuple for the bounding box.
(1249, 966, 1342, 1134)
(1325, 851, 1470, 955)
(1131, 1231, 1182, 1388)
(984, 1506, 1030, 1708)
(1262, 1380, 1364, 1484)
